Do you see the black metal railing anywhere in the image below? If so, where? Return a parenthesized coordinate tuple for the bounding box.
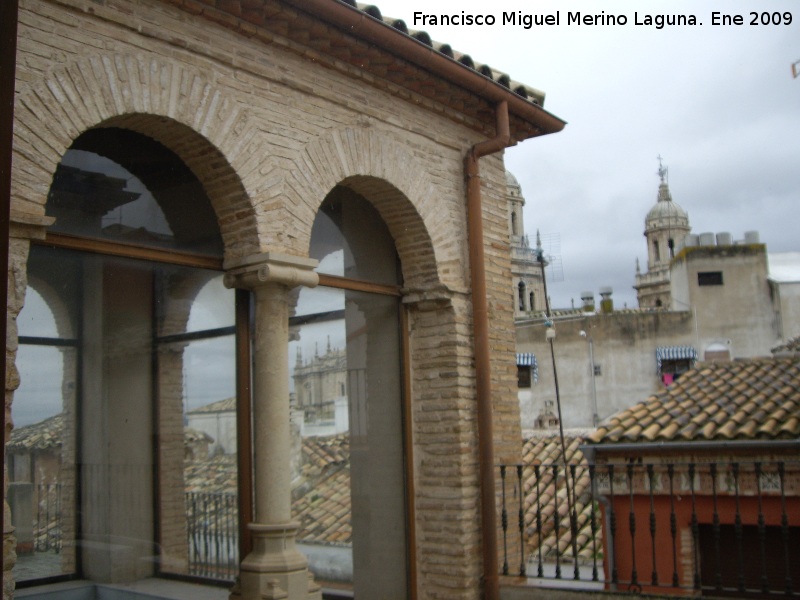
(185, 491, 238, 580)
(499, 460, 800, 597)
(34, 483, 62, 553)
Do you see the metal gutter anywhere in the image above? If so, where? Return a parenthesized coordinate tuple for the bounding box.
(466, 100, 512, 600)
(581, 439, 800, 462)
(282, 0, 566, 139)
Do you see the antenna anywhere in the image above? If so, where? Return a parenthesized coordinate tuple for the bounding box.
(538, 231, 564, 283)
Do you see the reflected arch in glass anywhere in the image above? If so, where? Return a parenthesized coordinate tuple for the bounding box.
(292, 184, 408, 597)
(11, 125, 239, 586)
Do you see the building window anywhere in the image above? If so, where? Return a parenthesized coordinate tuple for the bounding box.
(668, 238, 675, 258)
(698, 271, 724, 286)
(518, 281, 526, 311)
(517, 365, 532, 388)
(516, 353, 538, 387)
(656, 346, 697, 386)
(653, 239, 660, 262)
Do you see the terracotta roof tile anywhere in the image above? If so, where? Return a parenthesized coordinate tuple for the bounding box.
(521, 432, 601, 564)
(187, 397, 237, 414)
(589, 357, 800, 445)
(8, 414, 63, 452)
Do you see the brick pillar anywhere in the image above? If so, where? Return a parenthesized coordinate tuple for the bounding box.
(224, 253, 321, 600)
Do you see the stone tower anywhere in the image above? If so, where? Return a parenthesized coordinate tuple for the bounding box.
(635, 158, 691, 308)
(507, 171, 546, 316)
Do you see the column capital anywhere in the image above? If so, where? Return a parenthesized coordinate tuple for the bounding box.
(223, 252, 319, 291)
(402, 283, 467, 312)
(10, 210, 55, 241)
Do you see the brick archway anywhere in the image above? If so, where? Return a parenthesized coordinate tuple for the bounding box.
(288, 127, 465, 293)
(12, 53, 260, 259)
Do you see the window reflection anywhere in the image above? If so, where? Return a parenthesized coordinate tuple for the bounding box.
(288, 184, 407, 597)
(11, 249, 79, 582)
(48, 129, 221, 257)
(12, 127, 235, 588)
(311, 186, 400, 286)
(289, 287, 406, 596)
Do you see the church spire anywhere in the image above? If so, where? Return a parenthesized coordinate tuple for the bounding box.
(656, 155, 673, 203)
(657, 154, 668, 184)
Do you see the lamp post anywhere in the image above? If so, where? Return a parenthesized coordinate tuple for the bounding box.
(580, 330, 599, 428)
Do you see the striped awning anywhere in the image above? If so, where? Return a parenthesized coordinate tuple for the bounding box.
(516, 353, 539, 383)
(656, 346, 697, 372)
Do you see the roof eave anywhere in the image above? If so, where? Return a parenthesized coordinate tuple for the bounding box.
(581, 438, 800, 460)
(283, 0, 566, 140)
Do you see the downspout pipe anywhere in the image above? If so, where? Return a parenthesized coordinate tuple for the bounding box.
(466, 100, 512, 600)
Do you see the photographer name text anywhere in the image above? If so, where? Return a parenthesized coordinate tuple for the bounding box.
(412, 11, 793, 30)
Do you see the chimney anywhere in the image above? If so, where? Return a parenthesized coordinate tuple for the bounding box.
(581, 291, 595, 312)
(599, 287, 613, 313)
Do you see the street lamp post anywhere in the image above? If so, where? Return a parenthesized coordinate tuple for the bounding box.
(580, 330, 599, 428)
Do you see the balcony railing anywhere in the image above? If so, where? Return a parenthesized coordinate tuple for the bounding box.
(35, 483, 62, 553)
(498, 460, 800, 597)
(185, 491, 238, 580)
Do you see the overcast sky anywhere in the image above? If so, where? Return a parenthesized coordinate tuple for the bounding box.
(373, 0, 800, 309)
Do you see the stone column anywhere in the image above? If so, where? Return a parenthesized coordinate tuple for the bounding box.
(224, 253, 321, 600)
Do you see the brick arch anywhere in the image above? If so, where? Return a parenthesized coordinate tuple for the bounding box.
(12, 53, 260, 259)
(286, 127, 465, 290)
(24, 275, 76, 342)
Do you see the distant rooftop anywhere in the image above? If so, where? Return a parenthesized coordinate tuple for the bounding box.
(588, 356, 800, 445)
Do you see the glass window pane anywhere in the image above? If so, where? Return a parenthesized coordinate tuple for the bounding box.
(11, 245, 79, 583)
(10, 345, 78, 583)
(310, 187, 400, 286)
(47, 129, 222, 257)
(157, 268, 234, 336)
(17, 289, 59, 339)
(158, 334, 238, 580)
(289, 286, 406, 597)
(156, 265, 237, 581)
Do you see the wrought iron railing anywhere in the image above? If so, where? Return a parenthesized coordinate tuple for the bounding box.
(498, 460, 800, 597)
(185, 491, 238, 580)
(34, 483, 62, 553)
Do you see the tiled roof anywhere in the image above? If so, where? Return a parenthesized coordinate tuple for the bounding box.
(589, 357, 800, 445)
(181, 433, 353, 545)
(294, 434, 351, 546)
(7, 413, 63, 452)
(187, 397, 236, 414)
(294, 464, 351, 546)
(184, 453, 238, 493)
(520, 432, 600, 564)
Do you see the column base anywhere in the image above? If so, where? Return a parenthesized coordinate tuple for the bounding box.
(230, 522, 321, 600)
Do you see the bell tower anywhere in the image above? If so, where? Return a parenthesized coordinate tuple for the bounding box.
(635, 157, 691, 308)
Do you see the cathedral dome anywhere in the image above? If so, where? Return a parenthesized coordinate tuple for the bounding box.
(506, 170, 522, 197)
(646, 185, 689, 224)
(645, 164, 689, 228)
